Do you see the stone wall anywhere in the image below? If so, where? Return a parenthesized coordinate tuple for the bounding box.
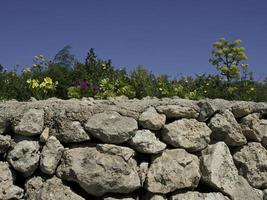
(0, 97, 267, 200)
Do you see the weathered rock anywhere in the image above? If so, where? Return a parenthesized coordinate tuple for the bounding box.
(0, 116, 8, 134)
(145, 149, 200, 194)
(103, 197, 135, 200)
(0, 134, 12, 154)
(0, 161, 24, 200)
(170, 191, 230, 200)
(231, 101, 260, 118)
(264, 189, 267, 200)
(129, 130, 166, 154)
(208, 109, 247, 146)
(53, 120, 90, 143)
(240, 113, 264, 142)
(200, 142, 263, 200)
(233, 142, 267, 189)
(156, 104, 199, 119)
(261, 119, 267, 148)
(143, 193, 167, 200)
(162, 119, 211, 152)
(40, 136, 64, 174)
(138, 107, 166, 130)
(85, 111, 138, 144)
(14, 108, 44, 136)
(25, 176, 85, 200)
(57, 147, 141, 196)
(40, 127, 49, 143)
(138, 162, 149, 186)
(7, 140, 40, 176)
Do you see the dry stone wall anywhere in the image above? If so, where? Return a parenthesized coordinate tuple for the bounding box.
(0, 97, 267, 200)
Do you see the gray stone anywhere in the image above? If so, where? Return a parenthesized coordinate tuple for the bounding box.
(53, 120, 90, 143)
(162, 119, 211, 152)
(25, 176, 85, 200)
(129, 130, 166, 154)
(85, 111, 138, 144)
(208, 109, 246, 146)
(139, 107, 166, 130)
(170, 191, 230, 200)
(0, 134, 12, 154)
(145, 149, 200, 194)
(261, 119, 267, 148)
(7, 140, 40, 176)
(104, 197, 135, 200)
(57, 147, 141, 196)
(40, 127, 49, 143)
(138, 162, 149, 186)
(40, 136, 64, 175)
(14, 108, 44, 136)
(143, 193, 167, 200)
(156, 104, 199, 119)
(233, 142, 267, 189)
(0, 161, 24, 200)
(264, 189, 267, 200)
(0, 116, 8, 134)
(231, 101, 259, 118)
(200, 142, 263, 200)
(240, 113, 264, 142)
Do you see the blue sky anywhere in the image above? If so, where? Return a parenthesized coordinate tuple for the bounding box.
(1, 0, 267, 80)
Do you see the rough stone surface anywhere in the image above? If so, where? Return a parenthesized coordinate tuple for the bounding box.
(264, 189, 267, 200)
(14, 108, 44, 136)
(200, 142, 263, 200)
(103, 197, 135, 200)
(40, 127, 49, 143)
(0, 161, 24, 200)
(25, 176, 85, 200)
(156, 104, 199, 119)
(162, 119, 211, 152)
(129, 130, 166, 154)
(40, 136, 64, 174)
(233, 142, 267, 189)
(7, 140, 40, 176)
(138, 162, 149, 186)
(0, 134, 12, 154)
(208, 109, 247, 146)
(138, 107, 166, 130)
(0, 116, 8, 134)
(170, 192, 230, 200)
(144, 193, 167, 200)
(145, 149, 200, 194)
(53, 120, 90, 143)
(57, 147, 141, 196)
(85, 111, 138, 144)
(240, 113, 264, 142)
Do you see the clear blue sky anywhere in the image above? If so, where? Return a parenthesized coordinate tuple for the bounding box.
(1, 0, 267, 80)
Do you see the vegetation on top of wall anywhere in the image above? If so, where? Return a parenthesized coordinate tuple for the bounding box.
(0, 39, 266, 102)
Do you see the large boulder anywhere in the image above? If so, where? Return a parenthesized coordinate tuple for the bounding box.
(208, 109, 247, 146)
(57, 147, 141, 196)
(14, 108, 44, 136)
(200, 142, 263, 200)
(25, 176, 85, 200)
(129, 130, 166, 154)
(233, 142, 267, 189)
(170, 191, 230, 200)
(0, 135, 12, 154)
(240, 113, 264, 142)
(156, 104, 199, 119)
(145, 149, 200, 193)
(7, 140, 40, 177)
(162, 119, 211, 152)
(85, 111, 138, 144)
(0, 161, 24, 200)
(138, 107, 166, 130)
(40, 136, 64, 174)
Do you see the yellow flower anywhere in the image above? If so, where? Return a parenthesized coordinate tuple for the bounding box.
(101, 63, 107, 70)
(250, 87, 255, 91)
(159, 88, 163, 91)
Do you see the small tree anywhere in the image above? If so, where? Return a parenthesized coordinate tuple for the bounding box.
(209, 38, 249, 81)
(54, 45, 76, 70)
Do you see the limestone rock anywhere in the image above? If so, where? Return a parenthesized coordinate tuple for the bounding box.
(208, 109, 246, 146)
(162, 119, 211, 152)
(138, 162, 149, 186)
(143, 193, 167, 200)
(14, 108, 44, 136)
(85, 111, 138, 144)
(264, 189, 267, 200)
(233, 142, 267, 189)
(53, 120, 90, 143)
(145, 149, 200, 193)
(0, 161, 24, 200)
(40, 127, 49, 143)
(170, 191, 230, 200)
(138, 107, 166, 130)
(261, 119, 267, 148)
(129, 130, 166, 154)
(240, 113, 264, 142)
(40, 136, 64, 174)
(0, 134, 12, 154)
(200, 142, 263, 200)
(25, 176, 85, 200)
(156, 104, 199, 119)
(0, 116, 8, 134)
(7, 140, 40, 176)
(57, 147, 141, 196)
(104, 197, 135, 200)
(231, 101, 259, 118)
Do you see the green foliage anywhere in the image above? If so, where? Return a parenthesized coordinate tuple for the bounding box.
(209, 38, 249, 81)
